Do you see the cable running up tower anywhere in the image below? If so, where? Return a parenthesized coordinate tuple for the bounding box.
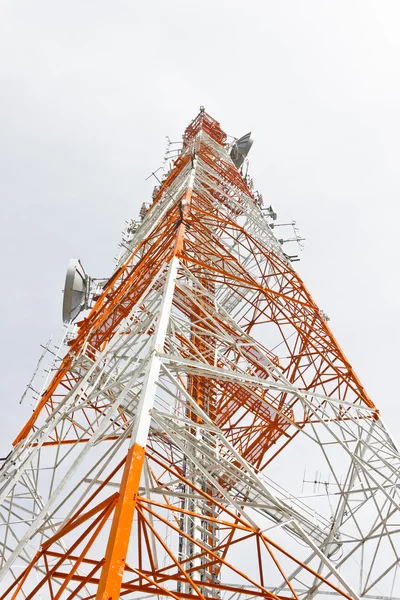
(0, 109, 399, 600)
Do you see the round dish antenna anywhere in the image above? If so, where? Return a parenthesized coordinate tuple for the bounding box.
(62, 259, 88, 323)
(230, 132, 254, 168)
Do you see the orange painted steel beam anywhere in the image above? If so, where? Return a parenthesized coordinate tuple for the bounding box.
(95, 443, 145, 599)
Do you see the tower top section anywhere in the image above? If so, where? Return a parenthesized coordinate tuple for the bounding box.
(183, 107, 227, 147)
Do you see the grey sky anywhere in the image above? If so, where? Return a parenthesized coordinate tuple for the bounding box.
(1, 0, 399, 450)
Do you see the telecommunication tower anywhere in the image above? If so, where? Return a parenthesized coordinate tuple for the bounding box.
(0, 109, 399, 600)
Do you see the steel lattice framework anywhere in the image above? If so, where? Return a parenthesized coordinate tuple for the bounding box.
(0, 110, 399, 600)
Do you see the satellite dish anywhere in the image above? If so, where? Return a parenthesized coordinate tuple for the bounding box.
(230, 132, 254, 168)
(62, 259, 88, 323)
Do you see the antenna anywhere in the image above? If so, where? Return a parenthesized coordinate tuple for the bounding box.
(230, 132, 254, 168)
(272, 219, 306, 251)
(62, 259, 88, 323)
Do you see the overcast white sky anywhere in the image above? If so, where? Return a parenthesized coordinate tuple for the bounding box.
(1, 1, 400, 450)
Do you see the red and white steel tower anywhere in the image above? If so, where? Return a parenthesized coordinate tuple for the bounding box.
(0, 109, 399, 600)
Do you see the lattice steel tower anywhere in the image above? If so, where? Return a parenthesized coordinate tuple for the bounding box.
(0, 109, 399, 600)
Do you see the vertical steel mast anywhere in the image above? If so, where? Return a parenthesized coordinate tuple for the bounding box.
(0, 109, 399, 600)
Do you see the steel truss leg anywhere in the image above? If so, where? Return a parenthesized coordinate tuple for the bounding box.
(96, 256, 180, 599)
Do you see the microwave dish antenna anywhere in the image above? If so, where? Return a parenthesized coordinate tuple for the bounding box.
(230, 131, 254, 168)
(62, 259, 88, 323)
